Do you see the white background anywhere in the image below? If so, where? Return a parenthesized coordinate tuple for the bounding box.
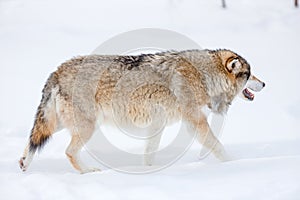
(0, 0, 300, 199)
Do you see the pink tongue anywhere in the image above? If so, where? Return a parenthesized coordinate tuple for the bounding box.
(243, 88, 254, 100)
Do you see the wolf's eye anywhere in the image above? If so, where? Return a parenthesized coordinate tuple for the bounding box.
(245, 72, 250, 80)
(236, 71, 250, 79)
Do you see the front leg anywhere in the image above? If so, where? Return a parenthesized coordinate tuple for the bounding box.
(143, 132, 163, 166)
(185, 112, 231, 161)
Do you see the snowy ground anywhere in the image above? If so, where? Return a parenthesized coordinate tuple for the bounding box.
(1, 0, 300, 199)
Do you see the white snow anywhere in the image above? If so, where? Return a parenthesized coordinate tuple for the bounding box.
(1, 0, 300, 199)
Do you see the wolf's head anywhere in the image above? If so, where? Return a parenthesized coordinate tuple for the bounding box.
(218, 49, 265, 101)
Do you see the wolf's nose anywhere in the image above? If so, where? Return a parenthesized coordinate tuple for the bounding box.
(262, 82, 266, 87)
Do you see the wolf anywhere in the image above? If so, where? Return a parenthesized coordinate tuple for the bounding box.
(19, 49, 265, 173)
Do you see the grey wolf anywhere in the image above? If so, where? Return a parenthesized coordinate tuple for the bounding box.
(19, 49, 265, 173)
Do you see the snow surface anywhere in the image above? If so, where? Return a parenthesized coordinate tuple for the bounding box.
(1, 0, 300, 199)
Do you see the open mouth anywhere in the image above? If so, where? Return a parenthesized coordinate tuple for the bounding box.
(243, 88, 254, 101)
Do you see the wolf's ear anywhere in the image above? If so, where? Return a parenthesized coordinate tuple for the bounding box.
(225, 57, 241, 73)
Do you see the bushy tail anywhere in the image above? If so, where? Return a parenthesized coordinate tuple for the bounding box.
(29, 72, 58, 153)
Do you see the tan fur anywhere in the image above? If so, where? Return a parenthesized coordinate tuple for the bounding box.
(19, 49, 265, 173)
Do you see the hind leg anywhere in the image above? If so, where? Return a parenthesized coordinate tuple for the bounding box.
(65, 126, 100, 174)
(19, 105, 59, 172)
(19, 144, 35, 171)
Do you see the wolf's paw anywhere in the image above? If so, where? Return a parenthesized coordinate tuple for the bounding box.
(19, 157, 27, 172)
(219, 153, 234, 162)
(143, 160, 153, 166)
(143, 156, 154, 166)
(80, 167, 101, 174)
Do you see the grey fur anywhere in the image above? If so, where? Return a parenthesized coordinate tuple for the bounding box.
(19, 49, 265, 173)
